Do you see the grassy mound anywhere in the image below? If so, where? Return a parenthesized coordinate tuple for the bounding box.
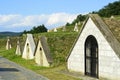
(0, 31, 81, 80)
(34, 32, 78, 66)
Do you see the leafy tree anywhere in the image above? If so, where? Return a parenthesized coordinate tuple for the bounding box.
(71, 14, 87, 25)
(22, 24, 47, 34)
(65, 14, 87, 27)
(23, 30, 27, 34)
(65, 22, 71, 26)
(97, 1, 120, 17)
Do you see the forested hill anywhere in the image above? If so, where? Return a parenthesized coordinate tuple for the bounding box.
(93, 0, 120, 17)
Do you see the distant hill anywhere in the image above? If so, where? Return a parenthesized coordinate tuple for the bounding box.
(0, 31, 22, 38)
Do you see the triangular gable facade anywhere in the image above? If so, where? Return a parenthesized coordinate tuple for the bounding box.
(74, 23, 79, 32)
(67, 14, 120, 79)
(35, 36, 53, 67)
(54, 28, 57, 32)
(22, 34, 36, 59)
(15, 40, 21, 55)
(6, 37, 12, 50)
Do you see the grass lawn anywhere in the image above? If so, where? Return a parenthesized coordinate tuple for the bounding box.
(0, 49, 81, 80)
(0, 31, 83, 80)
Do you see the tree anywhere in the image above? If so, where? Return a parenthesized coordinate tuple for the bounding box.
(71, 14, 87, 25)
(65, 22, 70, 26)
(37, 24, 47, 33)
(97, 1, 120, 17)
(22, 24, 47, 34)
(23, 30, 28, 34)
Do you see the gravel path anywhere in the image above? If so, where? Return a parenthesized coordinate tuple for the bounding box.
(0, 56, 49, 80)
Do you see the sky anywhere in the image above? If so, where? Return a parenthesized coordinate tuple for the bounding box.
(0, 0, 118, 32)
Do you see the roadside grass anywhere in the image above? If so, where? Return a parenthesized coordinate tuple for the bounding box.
(0, 32, 79, 66)
(0, 48, 81, 80)
(114, 15, 120, 20)
(0, 31, 82, 80)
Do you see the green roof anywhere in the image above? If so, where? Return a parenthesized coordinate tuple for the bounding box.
(103, 17, 120, 42)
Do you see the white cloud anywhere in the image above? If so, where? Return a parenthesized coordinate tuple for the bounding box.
(0, 13, 77, 31)
(0, 14, 22, 26)
(46, 13, 77, 27)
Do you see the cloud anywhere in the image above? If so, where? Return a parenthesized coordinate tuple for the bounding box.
(0, 13, 77, 31)
(46, 13, 77, 27)
(0, 14, 22, 26)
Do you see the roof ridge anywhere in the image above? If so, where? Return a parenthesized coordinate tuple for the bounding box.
(90, 14, 120, 58)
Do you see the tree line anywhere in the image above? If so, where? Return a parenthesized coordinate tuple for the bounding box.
(93, 0, 120, 17)
(22, 24, 47, 34)
(66, 0, 120, 27)
(66, 14, 87, 26)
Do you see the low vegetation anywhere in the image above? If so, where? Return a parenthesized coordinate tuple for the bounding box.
(0, 30, 82, 80)
(0, 1, 120, 80)
(35, 32, 78, 66)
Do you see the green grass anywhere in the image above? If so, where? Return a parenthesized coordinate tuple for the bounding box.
(57, 24, 82, 32)
(0, 31, 82, 80)
(0, 48, 81, 80)
(34, 32, 79, 66)
(0, 31, 79, 66)
(114, 15, 120, 20)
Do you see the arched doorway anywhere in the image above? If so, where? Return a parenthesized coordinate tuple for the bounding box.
(26, 43, 30, 59)
(40, 47, 43, 66)
(85, 35, 98, 78)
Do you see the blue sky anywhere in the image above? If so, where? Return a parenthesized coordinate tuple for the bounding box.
(0, 0, 117, 32)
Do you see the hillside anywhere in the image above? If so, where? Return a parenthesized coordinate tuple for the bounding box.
(35, 32, 79, 65)
(1, 15, 120, 80)
(49, 22, 82, 32)
(0, 31, 21, 38)
(0, 29, 80, 80)
(0, 32, 80, 66)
